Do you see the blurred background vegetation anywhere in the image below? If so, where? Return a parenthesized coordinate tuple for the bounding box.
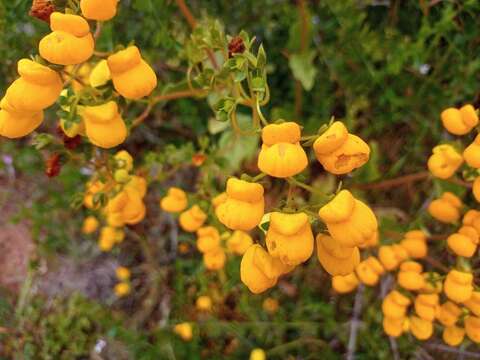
(1, 0, 480, 359)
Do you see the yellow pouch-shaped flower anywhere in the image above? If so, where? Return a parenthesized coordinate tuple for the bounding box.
(428, 192, 462, 224)
(105, 188, 146, 226)
(257, 122, 308, 178)
(398, 261, 425, 291)
(414, 294, 438, 321)
(196, 295, 212, 312)
(464, 134, 480, 168)
(313, 121, 348, 155)
(82, 216, 99, 234)
(81, 101, 127, 149)
(378, 244, 408, 271)
(463, 210, 480, 234)
(216, 178, 264, 231)
(80, 0, 119, 21)
(4, 59, 62, 112)
(436, 301, 461, 327)
(0, 101, 43, 139)
(196, 226, 221, 254)
(447, 227, 478, 257)
(107, 46, 157, 99)
(382, 290, 411, 319)
(400, 230, 427, 259)
(409, 316, 433, 340)
(441, 105, 478, 135)
(266, 212, 314, 266)
(355, 256, 384, 286)
(444, 269, 473, 303)
(227, 230, 253, 255)
(383, 316, 406, 338)
(316, 234, 360, 276)
(331, 273, 359, 294)
(174, 322, 192, 341)
(160, 187, 188, 213)
(427, 144, 463, 179)
(39, 12, 94, 65)
(464, 291, 480, 317)
(465, 316, 480, 343)
(203, 248, 226, 271)
(319, 190, 378, 247)
(179, 205, 207, 232)
(443, 325, 465, 347)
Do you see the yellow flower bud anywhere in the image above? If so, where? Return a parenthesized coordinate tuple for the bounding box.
(216, 178, 264, 231)
(250, 348, 266, 360)
(98, 226, 123, 251)
(82, 216, 99, 234)
(203, 248, 226, 271)
(319, 190, 377, 247)
(436, 301, 461, 327)
(409, 316, 433, 340)
(227, 230, 253, 255)
(398, 261, 425, 291)
(179, 205, 207, 232)
(378, 244, 408, 271)
(114, 150, 133, 171)
(400, 230, 428, 259)
(81, 101, 127, 149)
(443, 325, 465, 347)
(174, 322, 192, 341)
(89, 60, 111, 88)
(39, 12, 94, 65)
(114, 169, 130, 184)
(428, 192, 462, 224)
(196, 295, 212, 312)
(414, 294, 438, 321)
(105, 188, 146, 226)
(382, 290, 411, 319)
(114, 282, 130, 297)
(331, 273, 359, 294)
(116, 266, 131, 281)
(266, 212, 314, 266)
(427, 144, 463, 179)
(464, 134, 480, 168)
(107, 46, 157, 99)
(355, 256, 384, 286)
(80, 0, 119, 21)
(444, 269, 473, 303)
(383, 316, 406, 338)
(257, 122, 308, 178)
(316, 234, 360, 276)
(441, 105, 478, 135)
(465, 316, 480, 343)
(262, 297, 279, 314)
(447, 227, 478, 257)
(196, 226, 221, 254)
(240, 244, 293, 294)
(160, 187, 188, 213)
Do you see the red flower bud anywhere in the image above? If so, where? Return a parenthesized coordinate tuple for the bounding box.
(29, 0, 55, 23)
(228, 36, 245, 58)
(45, 153, 62, 178)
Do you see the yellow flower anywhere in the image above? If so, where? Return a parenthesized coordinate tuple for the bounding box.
(227, 230, 253, 255)
(383, 316, 406, 338)
(465, 316, 480, 343)
(0, 101, 43, 139)
(116, 266, 131, 281)
(409, 316, 433, 340)
(318, 190, 378, 247)
(250, 348, 266, 360)
(98, 226, 123, 251)
(443, 325, 465, 347)
(262, 297, 279, 314)
(212, 192, 227, 208)
(358, 230, 379, 249)
(378, 244, 408, 271)
(265, 212, 314, 266)
(427, 144, 463, 179)
(82, 216, 99, 234)
(3, 59, 62, 112)
(179, 205, 207, 232)
(83, 180, 105, 209)
(105, 188, 146, 226)
(114, 150, 133, 171)
(313, 122, 370, 175)
(257, 122, 308, 178)
(107, 46, 157, 99)
(160, 187, 188, 213)
(441, 105, 478, 135)
(464, 134, 480, 168)
(240, 244, 293, 294)
(196, 295, 212, 312)
(427, 192, 462, 224)
(216, 178, 264, 231)
(355, 256, 384, 286)
(414, 294, 438, 321)
(464, 291, 480, 317)
(463, 209, 480, 234)
(203, 248, 226, 271)
(316, 234, 360, 276)
(473, 177, 480, 203)
(447, 226, 478, 257)
(125, 175, 147, 198)
(89, 60, 112, 88)
(331, 273, 359, 294)
(397, 261, 425, 291)
(81, 101, 127, 149)
(114, 282, 130, 297)
(399, 230, 428, 259)
(80, 0, 119, 21)
(39, 12, 94, 65)
(174, 322, 192, 341)
(444, 269, 473, 303)
(196, 226, 221, 254)
(436, 301, 462, 327)
(382, 290, 411, 318)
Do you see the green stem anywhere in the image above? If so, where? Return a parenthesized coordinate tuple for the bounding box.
(250, 172, 267, 182)
(255, 97, 269, 126)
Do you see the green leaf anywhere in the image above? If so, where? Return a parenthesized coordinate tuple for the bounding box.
(289, 50, 318, 91)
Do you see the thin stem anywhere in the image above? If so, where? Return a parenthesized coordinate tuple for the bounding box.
(346, 284, 364, 360)
(256, 97, 269, 126)
(251, 172, 267, 182)
(287, 177, 331, 201)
